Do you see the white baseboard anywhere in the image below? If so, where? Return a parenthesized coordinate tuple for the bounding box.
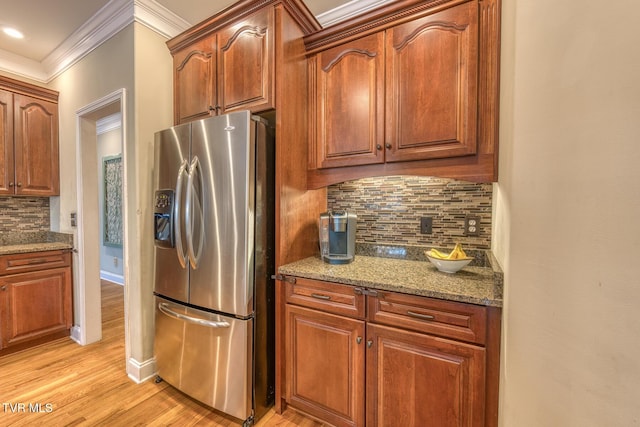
(70, 326, 82, 344)
(127, 356, 156, 383)
(100, 270, 124, 285)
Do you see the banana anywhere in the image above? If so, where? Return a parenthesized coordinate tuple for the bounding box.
(428, 244, 469, 260)
(428, 249, 449, 259)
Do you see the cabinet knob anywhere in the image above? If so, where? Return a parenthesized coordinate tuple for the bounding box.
(376, 144, 382, 151)
(385, 143, 392, 150)
(17, 182, 22, 187)
(1, 285, 6, 291)
(8, 182, 14, 187)
(367, 340, 373, 348)
(356, 336, 362, 344)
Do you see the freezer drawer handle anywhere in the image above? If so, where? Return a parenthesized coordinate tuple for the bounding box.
(158, 302, 230, 328)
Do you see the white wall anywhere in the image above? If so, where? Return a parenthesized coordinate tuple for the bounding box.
(48, 22, 172, 374)
(494, 0, 640, 425)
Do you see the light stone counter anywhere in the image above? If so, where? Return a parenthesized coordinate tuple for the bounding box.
(0, 231, 73, 255)
(279, 252, 503, 307)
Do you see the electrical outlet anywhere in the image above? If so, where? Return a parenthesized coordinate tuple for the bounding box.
(70, 212, 77, 227)
(420, 217, 433, 234)
(464, 216, 480, 236)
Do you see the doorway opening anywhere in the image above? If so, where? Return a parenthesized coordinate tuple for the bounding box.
(72, 90, 129, 363)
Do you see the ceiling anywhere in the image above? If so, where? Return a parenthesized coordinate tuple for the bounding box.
(0, 0, 391, 82)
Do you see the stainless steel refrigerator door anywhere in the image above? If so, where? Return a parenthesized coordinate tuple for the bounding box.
(188, 111, 256, 316)
(153, 123, 191, 302)
(154, 297, 252, 421)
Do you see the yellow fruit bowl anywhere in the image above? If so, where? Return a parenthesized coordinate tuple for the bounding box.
(425, 248, 473, 274)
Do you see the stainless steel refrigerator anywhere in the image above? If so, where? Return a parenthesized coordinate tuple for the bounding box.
(152, 111, 275, 426)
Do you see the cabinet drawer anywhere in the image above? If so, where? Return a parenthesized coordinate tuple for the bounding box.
(285, 277, 365, 319)
(368, 291, 487, 345)
(0, 250, 71, 275)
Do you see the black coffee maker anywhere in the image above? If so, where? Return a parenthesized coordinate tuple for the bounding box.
(318, 211, 357, 264)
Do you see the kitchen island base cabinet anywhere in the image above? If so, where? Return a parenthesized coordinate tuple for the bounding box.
(286, 304, 365, 427)
(0, 250, 73, 355)
(281, 276, 500, 426)
(366, 324, 485, 427)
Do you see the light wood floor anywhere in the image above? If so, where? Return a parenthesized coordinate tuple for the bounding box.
(0, 280, 324, 426)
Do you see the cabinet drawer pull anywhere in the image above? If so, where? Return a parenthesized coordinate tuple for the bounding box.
(311, 293, 331, 300)
(407, 311, 435, 321)
(27, 258, 49, 265)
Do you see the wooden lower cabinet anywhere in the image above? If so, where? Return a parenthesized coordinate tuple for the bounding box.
(366, 323, 485, 427)
(282, 277, 499, 426)
(286, 304, 365, 427)
(0, 250, 73, 354)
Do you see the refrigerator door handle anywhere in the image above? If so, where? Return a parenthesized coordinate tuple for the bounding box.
(186, 155, 204, 269)
(158, 302, 231, 328)
(174, 160, 189, 268)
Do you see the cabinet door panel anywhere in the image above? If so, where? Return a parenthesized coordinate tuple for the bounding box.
(13, 94, 59, 196)
(385, 2, 478, 162)
(313, 33, 385, 169)
(366, 323, 485, 427)
(0, 89, 13, 195)
(1, 267, 72, 349)
(286, 304, 365, 427)
(218, 8, 274, 113)
(174, 37, 217, 124)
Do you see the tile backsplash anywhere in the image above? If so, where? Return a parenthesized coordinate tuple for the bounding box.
(327, 176, 492, 249)
(0, 197, 50, 233)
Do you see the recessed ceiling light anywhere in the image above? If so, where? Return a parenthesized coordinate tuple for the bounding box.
(3, 27, 24, 39)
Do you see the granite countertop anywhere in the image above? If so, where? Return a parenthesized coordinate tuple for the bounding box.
(0, 231, 74, 256)
(279, 245, 503, 307)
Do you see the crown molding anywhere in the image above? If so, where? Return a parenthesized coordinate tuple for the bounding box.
(316, 0, 394, 27)
(0, 0, 358, 83)
(97, 112, 122, 135)
(133, 0, 190, 39)
(0, 0, 189, 83)
(0, 49, 49, 82)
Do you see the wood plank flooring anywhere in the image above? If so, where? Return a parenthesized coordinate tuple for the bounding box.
(0, 280, 324, 426)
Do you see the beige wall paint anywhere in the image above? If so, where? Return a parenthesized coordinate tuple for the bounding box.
(132, 23, 173, 360)
(47, 22, 172, 369)
(494, 0, 640, 425)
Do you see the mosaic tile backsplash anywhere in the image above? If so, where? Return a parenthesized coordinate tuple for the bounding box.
(327, 176, 492, 249)
(0, 197, 50, 233)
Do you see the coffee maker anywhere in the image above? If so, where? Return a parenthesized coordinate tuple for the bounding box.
(319, 211, 357, 264)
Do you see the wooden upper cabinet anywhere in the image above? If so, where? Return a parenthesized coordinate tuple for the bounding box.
(312, 33, 385, 169)
(0, 76, 60, 196)
(218, 7, 274, 114)
(13, 94, 59, 196)
(385, 1, 478, 162)
(170, 6, 275, 124)
(0, 89, 14, 195)
(304, 0, 501, 187)
(173, 37, 217, 124)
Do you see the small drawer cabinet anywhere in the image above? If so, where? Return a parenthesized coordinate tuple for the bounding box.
(281, 276, 501, 427)
(0, 250, 73, 354)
